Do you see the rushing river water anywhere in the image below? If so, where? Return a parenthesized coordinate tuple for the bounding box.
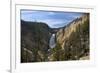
(49, 34, 56, 49)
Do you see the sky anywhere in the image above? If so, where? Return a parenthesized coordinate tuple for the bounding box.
(21, 10, 83, 28)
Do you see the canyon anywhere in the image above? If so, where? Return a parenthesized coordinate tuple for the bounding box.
(21, 13, 89, 62)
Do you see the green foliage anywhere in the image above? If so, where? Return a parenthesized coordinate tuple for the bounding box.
(21, 20, 50, 62)
(49, 43, 65, 61)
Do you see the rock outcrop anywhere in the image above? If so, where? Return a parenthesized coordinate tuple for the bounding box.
(56, 14, 89, 60)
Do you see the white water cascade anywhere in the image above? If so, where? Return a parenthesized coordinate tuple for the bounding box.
(49, 34, 56, 49)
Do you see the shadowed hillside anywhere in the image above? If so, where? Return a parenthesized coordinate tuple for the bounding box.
(21, 20, 52, 62)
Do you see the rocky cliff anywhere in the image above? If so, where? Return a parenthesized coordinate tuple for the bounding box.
(56, 14, 89, 60)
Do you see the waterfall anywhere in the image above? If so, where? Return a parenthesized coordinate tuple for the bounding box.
(49, 34, 56, 49)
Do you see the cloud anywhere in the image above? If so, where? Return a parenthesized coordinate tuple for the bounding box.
(21, 10, 83, 28)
